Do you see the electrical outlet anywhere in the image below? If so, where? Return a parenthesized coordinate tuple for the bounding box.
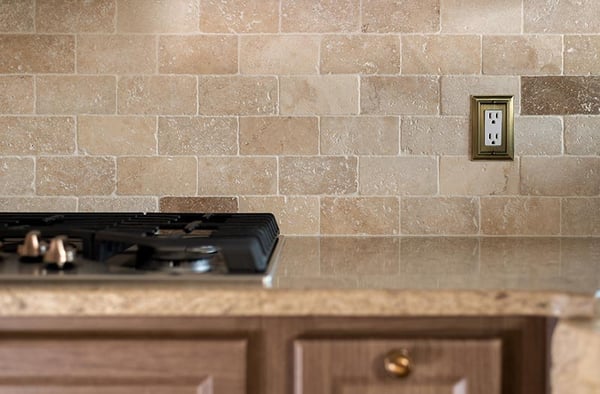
(471, 96, 514, 160)
(484, 110, 502, 146)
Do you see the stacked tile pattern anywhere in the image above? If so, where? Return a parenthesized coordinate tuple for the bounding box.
(0, 0, 599, 236)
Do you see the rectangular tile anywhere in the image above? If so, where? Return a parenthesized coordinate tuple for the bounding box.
(401, 116, 468, 155)
(117, 0, 199, 33)
(441, 76, 520, 115)
(524, 0, 600, 33)
(118, 76, 196, 115)
(241, 35, 319, 74)
(321, 197, 399, 235)
(0, 76, 33, 114)
(280, 76, 358, 115)
(0, 197, 77, 212)
(361, 0, 439, 32)
(562, 198, 600, 236)
(401, 197, 479, 235)
(564, 116, 600, 155)
(0, 35, 74, 73)
(239, 196, 319, 235)
(239, 117, 318, 155)
(321, 35, 400, 74)
(281, 0, 359, 32)
(36, 0, 114, 32)
(521, 157, 600, 196)
(279, 156, 357, 195)
(482, 36, 562, 75)
(321, 116, 399, 155)
(197, 157, 276, 195)
(199, 0, 278, 33)
(198, 76, 277, 115)
(0, 157, 34, 195)
(78, 116, 156, 155)
(514, 116, 563, 156)
(0, 117, 75, 154)
(160, 197, 238, 213)
(481, 197, 560, 235)
(117, 157, 197, 195)
(320, 238, 400, 276)
(78, 35, 156, 74)
(441, 0, 521, 33)
(37, 157, 115, 195)
(159, 35, 237, 74)
(440, 156, 519, 195)
(79, 197, 158, 212)
(37, 76, 116, 114)
(402, 35, 480, 74)
(158, 117, 237, 155)
(522, 76, 600, 115)
(361, 76, 439, 115)
(565, 36, 600, 75)
(0, 0, 33, 32)
(359, 157, 437, 195)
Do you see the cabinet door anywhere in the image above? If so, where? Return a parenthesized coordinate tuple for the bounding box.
(294, 339, 501, 394)
(0, 338, 246, 394)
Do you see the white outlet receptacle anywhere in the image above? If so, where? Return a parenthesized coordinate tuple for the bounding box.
(484, 110, 502, 146)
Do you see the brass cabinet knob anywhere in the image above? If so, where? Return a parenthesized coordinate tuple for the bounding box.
(384, 349, 411, 378)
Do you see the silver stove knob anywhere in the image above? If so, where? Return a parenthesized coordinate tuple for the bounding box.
(43, 236, 75, 268)
(17, 231, 47, 258)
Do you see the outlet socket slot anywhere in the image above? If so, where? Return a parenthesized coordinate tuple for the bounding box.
(471, 96, 514, 160)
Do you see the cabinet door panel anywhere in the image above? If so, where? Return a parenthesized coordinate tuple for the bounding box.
(340, 379, 467, 394)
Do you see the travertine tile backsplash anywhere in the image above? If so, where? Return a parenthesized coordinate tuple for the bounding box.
(0, 0, 599, 236)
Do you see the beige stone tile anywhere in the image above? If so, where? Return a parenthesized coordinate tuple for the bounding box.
(440, 156, 519, 195)
(198, 76, 277, 115)
(362, 0, 439, 33)
(0, 157, 34, 195)
(525, 0, 600, 33)
(320, 237, 400, 275)
(79, 197, 158, 212)
(321, 197, 399, 235)
(240, 35, 319, 74)
(281, 0, 359, 32)
(158, 117, 236, 155)
(441, 76, 520, 115)
(361, 76, 439, 115)
(280, 76, 358, 115)
(37, 76, 116, 114)
(0, 0, 33, 32)
(565, 36, 600, 75)
(400, 237, 479, 274)
(159, 35, 237, 74)
(515, 116, 563, 156)
(117, 157, 196, 195)
(276, 237, 320, 276)
(401, 116, 468, 155)
(401, 197, 479, 235)
(239, 196, 319, 235)
(359, 157, 437, 195)
(562, 198, 600, 236)
(117, 0, 199, 33)
(279, 156, 357, 195)
(78, 116, 156, 155)
(0, 197, 77, 212)
(197, 157, 277, 195)
(480, 197, 560, 235)
(239, 117, 318, 155)
(0, 76, 33, 114)
(0, 117, 75, 155)
(441, 0, 521, 33)
(480, 238, 561, 276)
(78, 35, 155, 74)
(37, 157, 116, 196)
(321, 35, 400, 74)
(521, 157, 600, 196)
(564, 116, 600, 156)
(522, 77, 600, 115)
(0, 35, 74, 73)
(118, 76, 196, 115)
(37, 0, 114, 32)
(321, 116, 399, 155)
(160, 197, 238, 213)
(199, 0, 278, 33)
(402, 35, 480, 75)
(483, 36, 562, 75)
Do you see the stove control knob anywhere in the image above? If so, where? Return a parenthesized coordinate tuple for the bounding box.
(43, 236, 75, 269)
(17, 231, 47, 259)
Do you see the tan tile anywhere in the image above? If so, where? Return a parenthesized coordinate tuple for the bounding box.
(117, 0, 199, 33)
(78, 116, 156, 155)
(37, 76, 115, 114)
(197, 157, 277, 195)
(37, 157, 115, 196)
(483, 36, 562, 75)
(515, 116, 563, 156)
(0, 35, 74, 73)
(361, 76, 439, 115)
(565, 116, 600, 155)
(159, 35, 237, 74)
(525, 0, 600, 33)
(118, 76, 196, 115)
(565, 36, 600, 75)
(321, 35, 400, 74)
(441, 0, 521, 33)
(321, 116, 398, 155)
(0, 0, 33, 32)
(280, 76, 358, 115)
(321, 197, 399, 235)
(37, 0, 114, 32)
(158, 117, 236, 155)
(480, 238, 561, 276)
(199, 0, 278, 33)
(0, 117, 75, 155)
(400, 238, 479, 274)
(240, 35, 319, 74)
(0, 76, 33, 114)
(362, 0, 439, 33)
(522, 77, 600, 115)
(402, 35, 480, 75)
(198, 76, 277, 115)
(0, 157, 34, 195)
(79, 197, 158, 212)
(521, 157, 600, 196)
(78, 35, 155, 74)
(276, 237, 320, 276)
(481, 197, 560, 235)
(239, 117, 318, 155)
(320, 237, 400, 275)
(440, 156, 519, 195)
(117, 157, 197, 195)
(562, 198, 600, 236)
(0, 197, 77, 212)
(359, 157, 437, 195)
(401, 116, 468, 155)
(279, 156, 357, 195)
(281, 0, 359, 32)
(441, 76, 520, 115)
(239, 196, 319, 235)
(401, 197, 479, 235)
(160, 197, 238, 213)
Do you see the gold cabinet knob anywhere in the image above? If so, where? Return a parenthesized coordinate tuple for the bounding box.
(384, 349, 411, 378)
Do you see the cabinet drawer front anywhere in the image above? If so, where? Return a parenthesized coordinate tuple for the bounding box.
(294, 339, 501, 394)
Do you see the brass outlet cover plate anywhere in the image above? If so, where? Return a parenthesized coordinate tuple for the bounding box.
(471, 96, 514, 160)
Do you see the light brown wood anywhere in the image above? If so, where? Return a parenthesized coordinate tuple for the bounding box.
(339, 379, 468, 394)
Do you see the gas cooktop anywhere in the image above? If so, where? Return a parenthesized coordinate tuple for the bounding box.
(0, 213, 281, 286)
